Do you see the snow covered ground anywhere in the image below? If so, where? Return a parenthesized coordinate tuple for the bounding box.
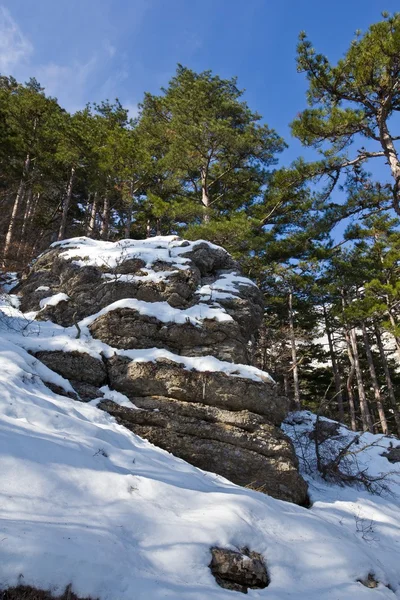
(2, 333, 400, 599)
(1, 242, 400, 598)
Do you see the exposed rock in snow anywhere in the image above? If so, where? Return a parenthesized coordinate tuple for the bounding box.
(0, 272, 19, 293)
(106, 355, 284, 421)
(34, 350, 107, 387)
(39, 292, 70, 309)
(17, 237, 263, 352)
(14, 236, 307, 504)
(209, 546, 269, 593)
(381, 445, 400, 464)
(85, 302, 247, 363)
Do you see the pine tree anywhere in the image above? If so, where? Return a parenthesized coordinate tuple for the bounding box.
(0, 78, 62, 266)
(292, 13, 400, 216)
(137, 65, 285, 230)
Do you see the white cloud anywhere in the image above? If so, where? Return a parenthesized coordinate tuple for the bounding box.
(97, 66, 129, 102)
(0, 6, 99, 111)
(0, 5, 33, 73)
(36, 57, 97, 111)
(104, 41, 116, 58)
(125, 102, 139, 120)
(0, 6, 143, 115)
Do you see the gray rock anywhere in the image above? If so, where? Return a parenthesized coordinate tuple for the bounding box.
(70, 381, 105, 402)
(181, 243, 237, 276)
(357, 574, 379, 589)
(89, 309, 248, 363)
(18, 247, 202, 323)
(107, 356, 287, 425)
(99, 397, 309, 505)
(43, 381, 78, 400)
(209, 547, 269, 594)
(308, 420, 341, 444)
(34, 351, 107, 387)
(381, 445, 400, 463)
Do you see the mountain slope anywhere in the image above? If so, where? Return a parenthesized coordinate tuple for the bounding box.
(1, 295, 400, 598)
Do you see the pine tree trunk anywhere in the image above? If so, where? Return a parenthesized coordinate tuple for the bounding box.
(125, 205, 132, 239)
(23, 191, 41, 257)
(361, 321, 388, 434)
(17, 187, 33, 259)
(58, 166, 76, 241)
(200, 166, 210, 223)
(378, 114, 400, 216)
(31, 233, 43, 259)
(374, 322, 400, 436)
(100, 196, 110, 240)
(344, 328, 358, 431)
(146, 219, 151, 238)
(349, 328, 374, 432)
(283, 372, 289, 398)
(3, 153, 30, 265)
(323, 305, 344, 421)
(28, 191, 40, 230)
(386, 308, 400, 362)
(288, 290, 301, 409)
(87, 192, 98, 237)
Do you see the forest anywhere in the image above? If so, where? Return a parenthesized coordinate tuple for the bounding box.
(2, 12, 400, 436)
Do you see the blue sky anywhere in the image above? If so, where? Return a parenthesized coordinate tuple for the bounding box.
(1, 0, 398, 171)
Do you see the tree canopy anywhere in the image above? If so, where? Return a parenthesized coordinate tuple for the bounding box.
(2, 14, 400, 434)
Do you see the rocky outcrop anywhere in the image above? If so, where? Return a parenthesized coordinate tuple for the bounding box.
(35, 350, 106, 401)
(88, 308, 248, 363)
(35, 351, 107, 387)
(100, 398, 306, 504)
(308, 420, 341, 443)
(106, 356, 287, 424)
(18, 236, 308, 504)
(209, 547, 269, 594)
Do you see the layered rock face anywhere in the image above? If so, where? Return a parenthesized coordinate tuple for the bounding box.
(17, 236, 308, 505)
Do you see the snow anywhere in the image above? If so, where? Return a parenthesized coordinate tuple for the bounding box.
(1, 238, 400, 598)
(197, 272, 256, 302)
(102, 270, 179, 284)
(119, 347, 275, 384)
(39, 293, 70, 309)
(0, 305, 272, 384)
(35, 285, 51, 292)
(0, 272, 19, 293)
(80, 297, 233, 327)
(96, 385, 138, 409)
(1, 334, 400, 598)
(47, 236, 252, 324)
(51, 236, 227, 272)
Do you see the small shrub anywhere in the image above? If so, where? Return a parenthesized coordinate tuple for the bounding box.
(0, 584, 97, 600)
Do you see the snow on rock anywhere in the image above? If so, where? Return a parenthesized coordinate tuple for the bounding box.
(95, 385, 138, 409)
(51, 235, 222, 271)
(119, 347, 275, 384)
(0, 310, 272, 384)
(197, 272, 257, 302)
(101, 271, 179, 284)
(80, 297, 233, 327)
(1, 336, 400, 598)
(39, 292, 70, 309)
